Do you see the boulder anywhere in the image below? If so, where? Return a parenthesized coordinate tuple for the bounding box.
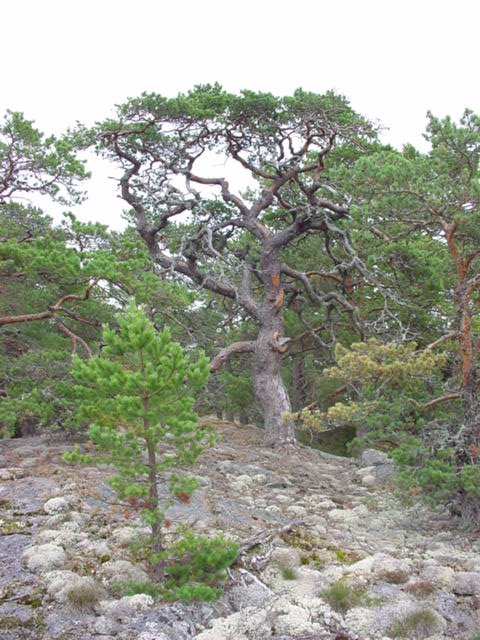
(453, 571, 480, 595)
(360, 449, 391, 467)
(101, 594, 154, 620)
(359, 449, 396, 485)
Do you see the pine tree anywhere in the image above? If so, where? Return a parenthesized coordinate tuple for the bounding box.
(65, 303, 212, 579)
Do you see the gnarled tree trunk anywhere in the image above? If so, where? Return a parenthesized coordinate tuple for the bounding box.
(252, 326, 295, 445)
(252, 243, 295, 445)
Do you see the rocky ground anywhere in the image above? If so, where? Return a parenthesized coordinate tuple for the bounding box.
(1, 419, 480, 640)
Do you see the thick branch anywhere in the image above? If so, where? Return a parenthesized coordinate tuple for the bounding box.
(210, 341, 256, 373)
(0, 280, 98, 327)
(155, 252, 260, 320)
(54, 319, 92, 359)
(425, 332, 460, 351)
(423, 393, 462, 410)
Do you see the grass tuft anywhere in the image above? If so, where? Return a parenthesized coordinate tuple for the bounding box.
(277, 561, 297, 580)
(65, 581, 104, 612)
(387, 607, 443, 639)
(321, 580, 366, 613)
(377, 568, 409, 584)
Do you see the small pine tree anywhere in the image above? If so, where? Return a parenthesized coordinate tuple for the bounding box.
(65, 302, 212, 579)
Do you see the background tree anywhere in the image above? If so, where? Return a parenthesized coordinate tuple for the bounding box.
(0, 106, 96, 432)
(0, 110, 88, 203)
(337, 110, 480, 521)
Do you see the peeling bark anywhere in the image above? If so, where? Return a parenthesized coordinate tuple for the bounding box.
(441, 220, 480, 489)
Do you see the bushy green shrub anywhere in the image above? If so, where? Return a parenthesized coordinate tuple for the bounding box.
(121, 529, 238, 601)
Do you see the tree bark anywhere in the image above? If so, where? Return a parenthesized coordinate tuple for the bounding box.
(252, 243, 295, 446)
(445, 221, 480, 464)
(291, 356, 307, 412)
(146, 437, 164, 580)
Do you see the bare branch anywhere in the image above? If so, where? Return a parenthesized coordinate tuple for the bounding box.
(425, 332, 460, 351)
(210, 341, 256, 373)
(54, 319, 92, 359)
(0, 279, 98, 327)
(423, 393, 462, 410)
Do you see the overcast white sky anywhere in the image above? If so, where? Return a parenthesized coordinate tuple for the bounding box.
(2, 0, 479, 229)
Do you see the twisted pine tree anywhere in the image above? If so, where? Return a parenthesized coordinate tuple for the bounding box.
(65, 303, 211, 579)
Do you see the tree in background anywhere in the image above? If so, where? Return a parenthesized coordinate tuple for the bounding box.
(0, 111, 167, 433)
(0, 110, 88, 203)
(0, 112, 93, 434)
(338, 110, 480, 522)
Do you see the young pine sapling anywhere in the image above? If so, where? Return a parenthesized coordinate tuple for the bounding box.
(65, 303, 213, 580)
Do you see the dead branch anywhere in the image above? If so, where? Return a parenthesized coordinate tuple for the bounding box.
(423, 393, 462, 410)
(237, 520, 305, 565)
(425, 331, 460, 351)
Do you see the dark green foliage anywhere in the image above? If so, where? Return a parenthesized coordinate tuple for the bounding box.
(120, 529, 238, 601)
(0, 201, 166, 436)
(391, 439, 480, 502)
(0, 109, 89, 204)
(161, 529, 238, 600)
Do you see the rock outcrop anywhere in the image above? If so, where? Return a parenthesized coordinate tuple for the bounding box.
(1, 423, 479, 639)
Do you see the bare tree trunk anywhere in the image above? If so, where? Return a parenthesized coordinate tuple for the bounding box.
(291, 356, 307, 412)
(252, 243, 296, 446)
(452, 236, 479, 465)
(225, 360, 235, 423)
(252, 333, 295, 444)
(445, 221, 480, 523)
(145, 437, 164, 580)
